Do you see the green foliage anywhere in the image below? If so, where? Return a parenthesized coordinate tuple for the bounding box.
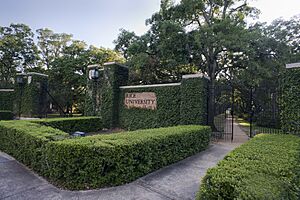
(15, 73, 48, 117)
(0, 119, 210, 190)
(118, 76, 209, 130)
(281, 68, 300, 135)
(36, 28, 72, 70)
(85, 63, 128, 128)
(0, 110, 14, 120)
(35, 117, 103, 133)
(119, 85, 181, 130)
(0, 120, 68, 172)
(197, 134, 300, 200)
(44, 125, 211, 189)
(0, 90, 14, 111)
(114, 13, 193, 84)
(0, 24, 38, 87)
(181, 77, 208, 125)
(49, 43, 125, 115)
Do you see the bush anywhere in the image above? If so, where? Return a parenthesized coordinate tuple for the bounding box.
(0, 121, 68, 172)
(44, 125, 211, 189)
(0, 110, 14, 120)
(35, 117, 103, 133)
(197, 134, 300, 200)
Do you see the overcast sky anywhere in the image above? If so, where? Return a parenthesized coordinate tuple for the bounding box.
(0, 0, 299, 49)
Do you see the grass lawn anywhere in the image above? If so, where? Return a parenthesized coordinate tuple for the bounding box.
(237, 118, 284, 135)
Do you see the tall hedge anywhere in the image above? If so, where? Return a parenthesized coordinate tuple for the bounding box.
(281, 68, 300, 135)
(119, 85, 181, 130)
(197, 134, 300, 200)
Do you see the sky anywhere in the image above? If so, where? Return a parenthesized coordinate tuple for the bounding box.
(0, 0, 300, 49)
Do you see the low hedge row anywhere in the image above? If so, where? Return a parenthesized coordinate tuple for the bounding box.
(44, 125, 211, 189)
(197, 134, 300, 200)
(35, 117, 103, 133)
(0, 121, 68, 172)
(0, 119, 211, 190)
(0, 110, 14, 120)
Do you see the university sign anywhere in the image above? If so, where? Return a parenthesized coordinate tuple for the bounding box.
(124, 92, 157, 110)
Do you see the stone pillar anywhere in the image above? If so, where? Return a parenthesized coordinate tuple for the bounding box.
(281, 63, 300, 134)
(85, 62, 128, 128)
(16, 72, 48, 118)
(180, 74, 209, 125)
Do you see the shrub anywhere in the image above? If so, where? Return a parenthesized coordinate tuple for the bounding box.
(197, 134, 300, 200)
(0, 121, 68, 172)
(0, 110, 14, 120)
(44, 125, 211, 189)
(35, 117, 103, 133)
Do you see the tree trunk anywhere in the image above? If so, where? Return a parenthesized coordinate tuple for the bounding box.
(208, 77, 215, 128)
(207, 59, 217, 129)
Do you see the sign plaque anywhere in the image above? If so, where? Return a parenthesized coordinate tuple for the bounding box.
(124, 92, 157, 110)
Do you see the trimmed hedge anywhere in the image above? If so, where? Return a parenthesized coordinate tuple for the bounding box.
(44, 125, 211, 189)
(0, 110, 14, 120)
(197, 134, 300, 199)
(35, 117, 103, 133)
(0, 121, 68, 172)
(0, 118, 211, 190)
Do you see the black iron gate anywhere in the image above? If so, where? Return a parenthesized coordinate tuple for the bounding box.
(211, 83, 234, 142)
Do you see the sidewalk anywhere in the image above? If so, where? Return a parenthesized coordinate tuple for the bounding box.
(0, 122, 247, 200)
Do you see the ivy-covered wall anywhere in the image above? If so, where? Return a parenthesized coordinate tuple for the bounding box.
(0, 89, 15, 111)
(180, 75, 208, 125)
(85, 62, 128, 128)
(280, 67, 300, 135)
(118, 74, 209, 130)
(15, 72, 48, 118)
(119, 84, 181, 130)
(85, 63, 209, 130)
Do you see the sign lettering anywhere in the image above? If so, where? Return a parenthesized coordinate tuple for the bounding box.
(124, 92, 157, 110)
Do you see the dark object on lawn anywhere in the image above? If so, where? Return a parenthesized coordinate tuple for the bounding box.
(71, 131, 86, 137)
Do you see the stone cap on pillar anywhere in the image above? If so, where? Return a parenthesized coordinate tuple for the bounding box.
(182, 73, 210, 80)
(286, 62, 300, 69)
(103, 62, 128, 69)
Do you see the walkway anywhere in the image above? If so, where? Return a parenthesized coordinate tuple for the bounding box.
(0, 122, 247, 200)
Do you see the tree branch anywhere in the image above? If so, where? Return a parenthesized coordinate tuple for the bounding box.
(222, 0, 229, 19)
(229, 3, 247, 15)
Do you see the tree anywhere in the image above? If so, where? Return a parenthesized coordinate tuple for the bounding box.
(0, 24, 38, 87)
(233, 16, 300, 125)
(36, 28, 72, 70)
(49, 40, 125, 114)
(171, 0, 261, 125)
(114, 1, 195, 84)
